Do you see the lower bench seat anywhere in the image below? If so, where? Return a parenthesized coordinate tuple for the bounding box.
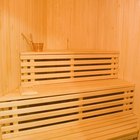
(0, 79, 139, 140)
(6, 114, 138, 140)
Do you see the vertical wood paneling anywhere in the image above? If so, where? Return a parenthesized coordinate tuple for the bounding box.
(70, 0, 89, 50)
(0, 0, 11, 96)
(1, 1, 140, 135)
(70, 0, 99, 50)
(97, 0, 120, 51)
(46, 0, 72, 50)
(120, 1, 140, 136)
(0, 0, 3, 97)
(0, 0, 46, 95)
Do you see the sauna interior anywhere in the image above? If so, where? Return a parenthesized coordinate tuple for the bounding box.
(0, 0, 140, 140)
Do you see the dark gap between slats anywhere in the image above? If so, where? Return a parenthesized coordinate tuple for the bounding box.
(19, 119, 78, 132)
(19, 98, 78, 108)
(74, 68, 111, 72)
(83, 98, 124, 106)
(35, 76, 71, 81)
(74, 63, 111, 66)
(35, 65, 70, 68)
(35, 59, 70, 62)
(19, 112, 79, 124)
(18, 105, 79, 117)
(83, 110, 122, 119)
(18, 92, 124, 109)
(83, 92, 124, 99)
(35, 71, 70, 74)
(74, 74, 111, 78)
(83, 104, 123, 113)
(0, 91, 131, 104)
(74, 58, 112, 60)
(0, 92, 79, 102)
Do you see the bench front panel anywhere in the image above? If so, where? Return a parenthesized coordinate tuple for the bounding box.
(21, 52, 119, 87)
(0, 86, 134, 139)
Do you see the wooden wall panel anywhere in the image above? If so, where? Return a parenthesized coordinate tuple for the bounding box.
(0, 0, 3, 96)
(97, 0, 119, 51)
(0, 0, 11, 96)
(0, 1, 140, 136)
(70, 0, 98, 50)
(46, 0, 71, 50)
(0, 0, 46, 95)
(120, 0, 140, 128)
(121, 1, 140, 137)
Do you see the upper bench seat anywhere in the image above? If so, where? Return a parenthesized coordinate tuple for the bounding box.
(0, 79, 134, 101)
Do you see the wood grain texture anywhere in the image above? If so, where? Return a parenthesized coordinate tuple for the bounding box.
(0, 83, 137, 140)
(20, 52, 119, 87)
(0, 0, 124, 95)
(1, 1, 140, 138)
(0, 0, 123, 94)
(0, 0, 125, 94)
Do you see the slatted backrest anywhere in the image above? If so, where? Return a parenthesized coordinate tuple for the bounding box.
(0, 86, 134, 139)
(20, 52, 119, 87)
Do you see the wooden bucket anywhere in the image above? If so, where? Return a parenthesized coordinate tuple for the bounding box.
(32, 43, 44, 52)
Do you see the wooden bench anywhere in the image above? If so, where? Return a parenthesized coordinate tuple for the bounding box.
(0, 51, 139, 140)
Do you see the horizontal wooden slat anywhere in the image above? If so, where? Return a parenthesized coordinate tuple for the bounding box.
(73, 65, 118, 71)
(45, 122, 137, 140)
(21, 72, 71, 80)
(74, 59, 118, 65)
(83, 92, 133, 105)
(21, 66, 71, 73)
(0, 92, 133, 117)
(82, 99, 133, 111)
(51, 121, 137, 140)
(18, 79, 134, 98)
(21, 75, 118, 87)
(0, 99, 133, 125)
(1, 114, 79, 132)
(0, 87, 135, 133)
(0, 108, 79, 125)
(21, 51, 119, 55)
(0, 101, 133, 122)
(83, 105, 133, 118)
(21, 70, 118, 80)
(50, 114, 137, 140)
(21, 59, 117, 67)
(20, 52, 119, 86)
(74, 69, 117, 76)
(22, 78, 71, 86)
(0, 103, 79, 117)
(0, 87, 133, 108)
(20, 53, 119, 60)
(88, 125, 138, 140)
(73, 75, 118, 80)
(73, 54, 118, 59)
(112, 133, 138, 140)
(21, 61, 71, 67)
(3, 113, 134, 138)
(2, 114, 137, 140)
(21, 65, 118, 73)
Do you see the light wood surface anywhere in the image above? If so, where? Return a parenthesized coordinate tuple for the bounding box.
(0, 79, 134, 101)
(0, 0, 140, 99)
(0, 83, 138, 140)
(1, 114, 138, 140)
(21, 51, 119, 55)
(20, 52, 119, 87)
(0, 49, 138, 140)
(1, 0, 140, 139)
